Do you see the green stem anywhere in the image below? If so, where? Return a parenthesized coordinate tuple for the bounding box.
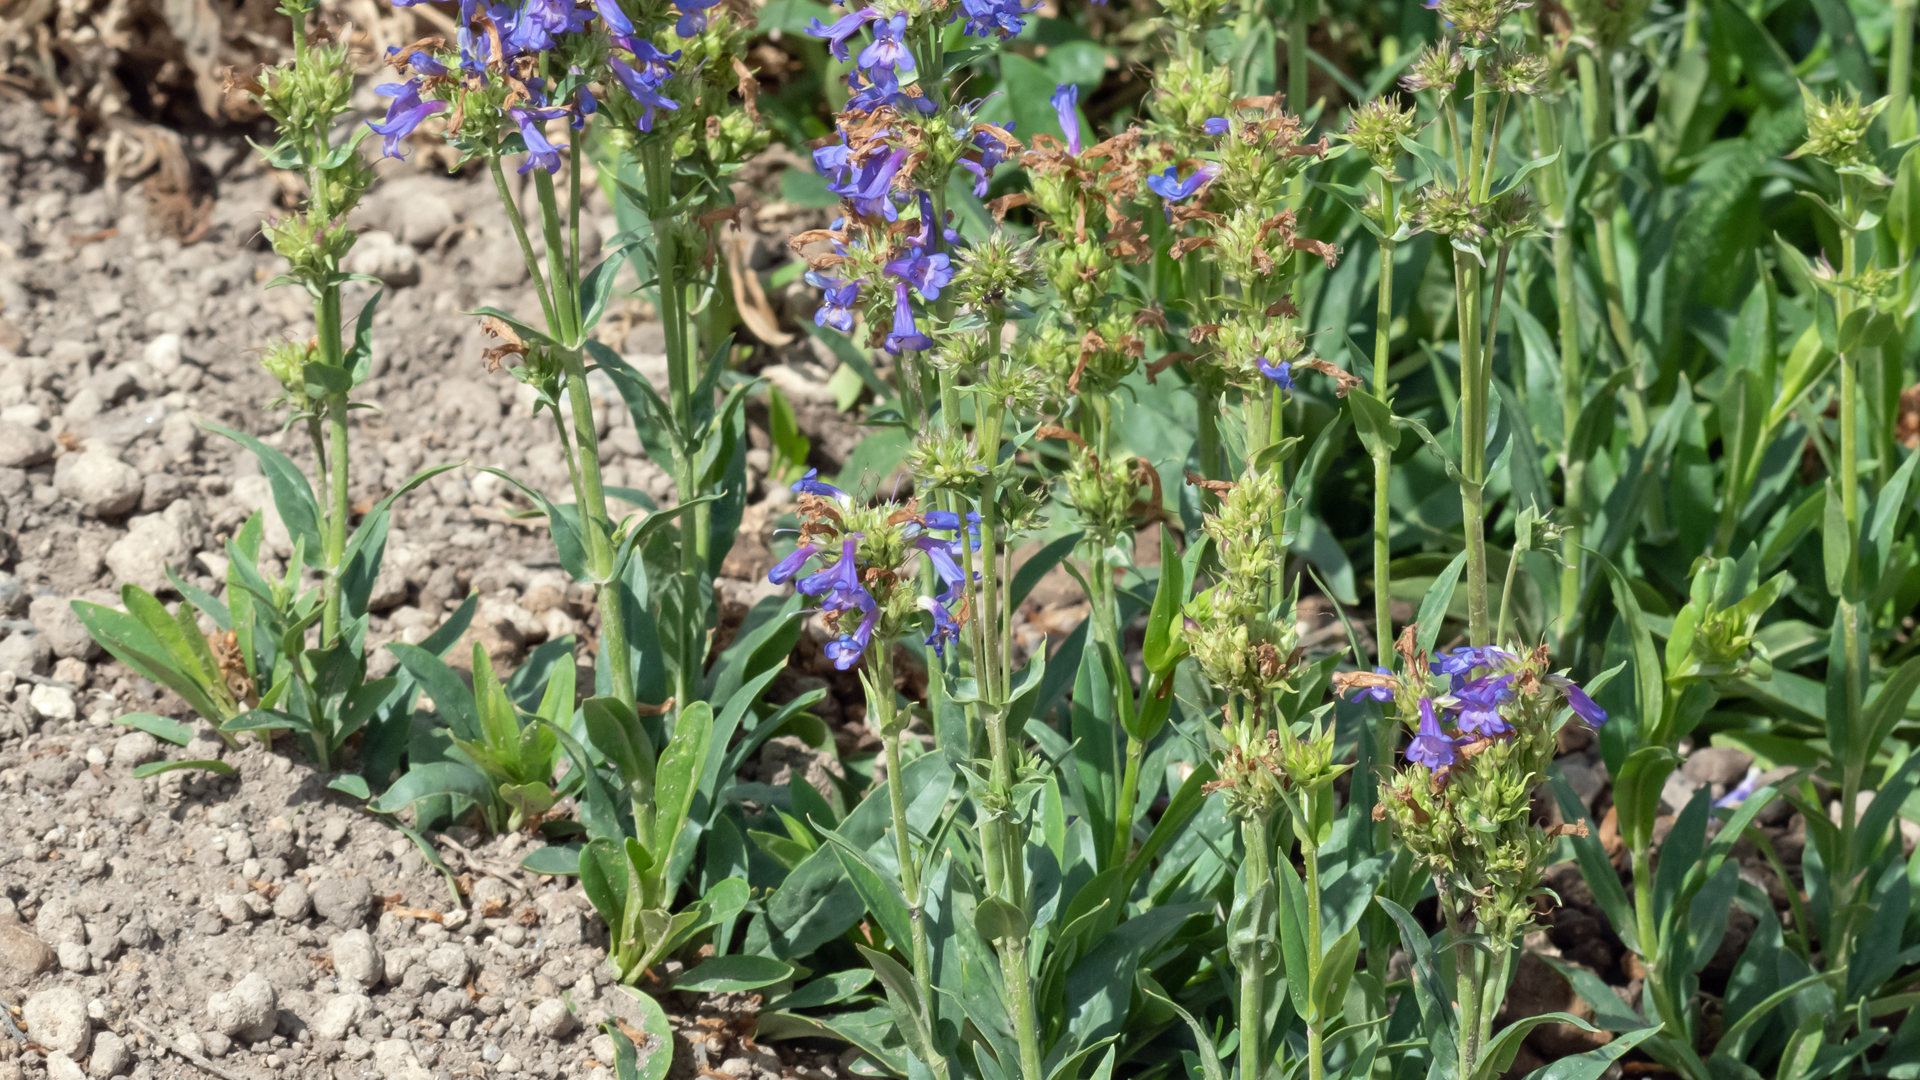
(1895, 0, 1916, 143)
(1576, 50, 1648, 442)
(1287, 0, 1311, 118)
(1304, 838, 1325, 1080)
(1111, 736, 1145, 869)
(486, 156, 560, 335)
(878, 650, 948, 1080)
(322, 394, 350, 645)
(1373, 173, 1396, 664)
(1453, 248, 1489, 644)
(1239, 810, 1272, 1080)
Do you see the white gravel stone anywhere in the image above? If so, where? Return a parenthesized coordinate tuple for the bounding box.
(110, 731, 160, 768)
(332, 928, 384, 988)
(56, 940, 91, 972)
(103, 509, 192, 594)
(44, 1052, 84, 1080)
(529, 998, 575, 1039)
(0, 419, 53, 468)
(273, 880, 312, 921)
(311, 993, 372, 1041)
(142, 333, 183, 375)
(87, 1030, 131, 1077)
(345, 230, 421, 288)
(424, 941, 471, 987)
(24, 987, 91, 1057)
(28, 684, 75, 721)
(53, 448, 142, 519)
(372, 1037, 434, 1080)
(207, 972, 278, 1041)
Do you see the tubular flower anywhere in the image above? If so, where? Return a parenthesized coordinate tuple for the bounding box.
(813, 278, 861, 332)
(1258, 358, 1293, 389)
(797, 536, 872, 613)
(1714, 766, 1761, 809)
(674, 0, 721, 36)
(1203, 116, 1230, 135)
(1145, 163, 1218, 207)
(607, 56, 679, 132)
(884, 248, 954, 301)
(1560, 680, 1609, 727)
(919, 596, 961, 657)
(824, 606, 880, 670)
(884, 282, 934, 354)
(957, 0, 1035, 37)
(857, 13, 915, 75)
(1432, 645, 1515, 678)
(959, 121, 1015, 195)
(806, 7, 880, 61)
(1406, 698, 1457, 770)
(509, 107, 568, 173)
(368, 81, 447, 159)
(1451, 675, 1514, 737)
(768, 543, 822, 585)
(1050, 84, 1082, 155)
(792, 468, 852, 503)
(593, 0, 634, 36)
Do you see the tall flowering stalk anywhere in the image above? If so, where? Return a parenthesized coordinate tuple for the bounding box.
(1399, 14, 1549, 645)
(248, 0, 378, 650)
(1370, 642, 1608, 1078)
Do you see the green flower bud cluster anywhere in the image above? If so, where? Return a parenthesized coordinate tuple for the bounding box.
(1342, 98, 1420, 175)
(1400, 41, 1464, 95)
(1154, 52, 1234, 132)
(1665, 550, 1787, 684)
(263, 211, 361, 286)
(909, 431, 988, 490)
(254, 42, 355, 139)
(952, 233, 1042, 315)
(260, 338, 316, 412)
(1432, 0, 1527, 42)
(1564, 0, 1653, 49)
(1064, 452, 1141, 547)
(1186, 467, 1298, 699)
(1042, 237, 1117, 320)
(1792, 86, 1890, 175)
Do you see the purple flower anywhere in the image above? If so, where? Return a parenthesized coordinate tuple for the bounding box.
(848, 67, 934, 116)
(594, 0, 634, 36)
(797, 535, 873, 614)
(829, 146, 908, 218)
(1356, 666, 1395, 703)
(813, 139, 852, 180)
(1204, 116, 1230, 135)
(608, 56, 678, 133)
(1406, 698, 1456, 770)
(792, 468, 851, 502)
(368, 82, 446, 160)
(621, 39, 681, 82)
(769, 543, 821, 585)
(884, 248, 953, 301)
(491, 0, 590, 54)
(675, 0, 720, 36)
(1451, 675, 1514, 737)
(922, 511, 963, 530)
(509, 107, 567, 174)
(1050, 84, 1082, 155)
(1562, 681, 1608, 727)
(1714, 766, 1760, 809)
(806, 7, 881, 61)
(1258, 358, 1293, 389)
(958, 0, 1035, 37)
(920, 596, 961, 658)
(824, 607, 879, 670)
(814, 279, 860, 332)
(959, 121, 1015, 195)
(1432, 645, 1516, 677)
(1145, 163, 1218, 205)
(913, 535, 966, 592)
(857, 13, 915, 75)
(884, 281, 933, 354)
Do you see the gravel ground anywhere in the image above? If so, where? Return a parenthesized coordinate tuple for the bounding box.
(0, 90, 873, 1080)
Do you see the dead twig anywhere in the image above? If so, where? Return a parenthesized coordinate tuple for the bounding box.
(1, 995, 27, 1044)
(129, 1017, 248, 1080)
(435, 832, 528, 885)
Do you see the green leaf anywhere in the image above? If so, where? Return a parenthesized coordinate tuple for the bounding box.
(1012, 531, 1085, 609)
(652, 702, 714, 878)
(1347, 388, 1400, 456)
(369, 761, 493, 816)
(132, 759, 235, 779)
(975, 896, 1030, 941)
(1600, 558, 1665, 740)
(200, 420, 322, 557)
(1891, 144, 1920, 253)
(344, 290, 382, 385)
(326, 773, 372, 800)
(1415, 550, 1469, 656)
(1613, 747, 1681, 851)
(480, 468, 592, 582)
(1141, 526, 1187, 675)
(604, 987, 674, 1080)
(766, 385, 811, 482)
(767, 969, 874, 1010)
(519, 844, 584, 875)
(114, 712, 194, 746)
(577, 246, 633, 338)
(857, 945, 935, 1066)
(673, 955, 794, 993)
(1516, 1026, 1663, 1080)
(1822, 480, 1852, 599)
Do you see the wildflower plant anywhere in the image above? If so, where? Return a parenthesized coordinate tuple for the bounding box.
(78, 0, 459, 776)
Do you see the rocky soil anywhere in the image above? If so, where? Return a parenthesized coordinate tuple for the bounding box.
(0, 88, 873, 1080)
